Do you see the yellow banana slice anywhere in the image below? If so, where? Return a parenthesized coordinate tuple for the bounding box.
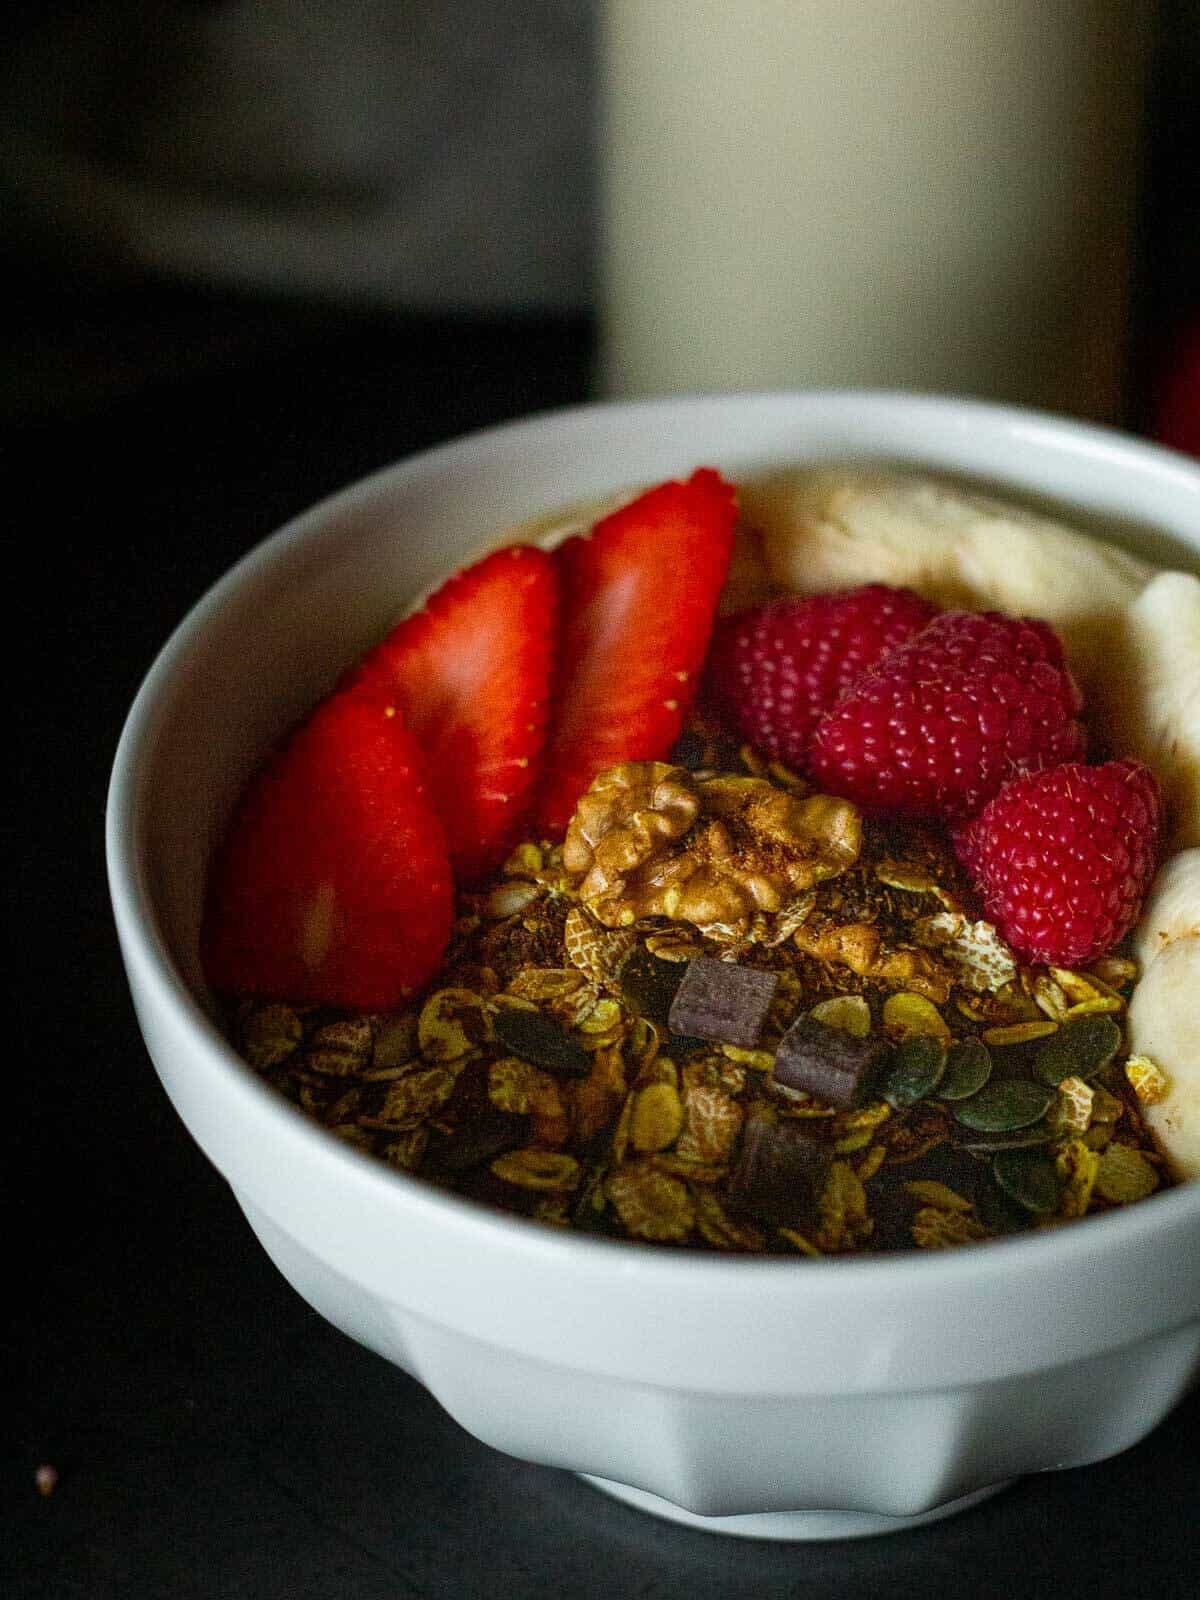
(1134, 849, 1200, 969)
(739, 467, 1154, 695)
(1126, 936, 1200, 1181)
(1091, 572, 1200, 851)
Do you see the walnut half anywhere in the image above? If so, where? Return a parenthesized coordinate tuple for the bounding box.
(563, 762, 699, 895)
(564, 762, 862, 934)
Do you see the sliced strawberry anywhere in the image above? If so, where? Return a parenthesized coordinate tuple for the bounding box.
(202, 686, 453, 1010)
(532, 468, 737, 837)
(349, 543, 558, 885)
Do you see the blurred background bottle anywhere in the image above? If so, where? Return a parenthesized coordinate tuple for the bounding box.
(599, 0, 1156, 419)
(3, 2, 1196, 438)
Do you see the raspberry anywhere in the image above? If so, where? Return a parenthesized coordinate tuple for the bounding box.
(955, 760, 1162, 965)
(807, 611, 1085, 819)
(705, 585, 938, 768)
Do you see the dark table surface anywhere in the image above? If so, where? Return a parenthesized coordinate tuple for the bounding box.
(8, 281, 1199, 1600)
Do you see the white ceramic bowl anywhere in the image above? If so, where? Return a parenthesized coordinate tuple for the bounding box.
(107, 392, 1200, 1540)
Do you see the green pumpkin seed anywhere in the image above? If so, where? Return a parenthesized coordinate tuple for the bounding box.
(976, 1176, 1032, 1236)
(493, 1007, 590, 1076)
(880, 1035, 948, 1108)
(991, 1148, 1062, 1213)
(937, 1037, 993, 1101)
(1033, 1014, 1122, 1085)
(953, 1078, 1056, 1133)
(959, 1122, 1057, 1153)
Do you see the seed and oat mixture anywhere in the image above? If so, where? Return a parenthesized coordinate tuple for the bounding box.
(227, 732, 1172, 1255)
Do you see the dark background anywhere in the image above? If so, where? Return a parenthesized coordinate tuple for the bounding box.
(6, 4, 1199, 1596)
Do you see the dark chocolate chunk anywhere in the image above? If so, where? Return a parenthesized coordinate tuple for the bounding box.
(493, 1007, 590, 1076)
(773, 1015, 888, 1108)
(667, 958, 778, 1048)
(620, 946, 686, 1026)
(727, 1107, 831, 1228)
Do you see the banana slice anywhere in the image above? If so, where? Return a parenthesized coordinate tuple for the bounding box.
(739, 467, 1154, 696)
(1133, 848, 1200, 969)
(503, 490, 635, 548)
(1090, 572, 1200, 851)
(1126, 936, 1200, 1181)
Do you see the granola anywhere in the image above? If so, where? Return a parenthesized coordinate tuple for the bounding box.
(228, 741, 1172, 1254)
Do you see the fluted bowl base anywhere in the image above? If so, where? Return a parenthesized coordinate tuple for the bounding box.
(580, 1476, 1012, 1540)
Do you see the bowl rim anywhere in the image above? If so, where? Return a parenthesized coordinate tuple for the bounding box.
(106, 387, 1200, 1301)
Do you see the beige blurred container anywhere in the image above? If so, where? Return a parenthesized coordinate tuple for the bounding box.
(599, 0, 1154, 418)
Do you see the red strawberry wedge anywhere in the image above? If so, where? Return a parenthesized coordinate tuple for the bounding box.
(532, 468, 738, 837)
(349, 543, 558, 885)
(202, 687, 454, 1010)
